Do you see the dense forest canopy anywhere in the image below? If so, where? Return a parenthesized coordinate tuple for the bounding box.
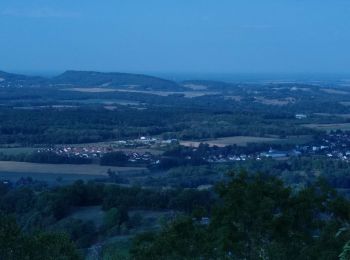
(1, 172, 350, 259)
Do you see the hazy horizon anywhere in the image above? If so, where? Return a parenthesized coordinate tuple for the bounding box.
(4, 69, 350, 84)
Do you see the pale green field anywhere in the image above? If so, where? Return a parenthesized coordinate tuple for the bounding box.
(0, 147, 37, 155)
(314, 113, 350, 119)
(180, 135, 312, 147)
(64, 87, 119, 93)
(322, 88, 350, 95)
(115, 89, 218, 98)
(0, 161, 147, 175)
(64, 88, 218, 98)
(70, 206, 105, 227)
(275, 135, 313, 145)
(180, 136, 280, 147)
(303, 123, 350, 131)
(340, 102, 350, 107)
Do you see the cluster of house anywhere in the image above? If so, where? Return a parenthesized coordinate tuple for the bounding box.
(295, 114, 307, 120)
(212, 132, 350, 163)
(203, 131, 350, 163)
(38, 146, 158, 164)
(204, 144, 350, 164)
(204, 148, 301, 163)
(34, 132, 350, 165)
(37, 137, 178, 160)
(115, 137, 178, 147)
(0, 80, 26, 88)
(127, 152, 155, 163)
(207, 154, 251, 163)
(260, 148, 301, 159)
(298, 132, 350, 161)
(38, 146, 111, 159)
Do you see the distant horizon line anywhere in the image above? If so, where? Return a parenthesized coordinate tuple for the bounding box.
(3, 69, 350, 82)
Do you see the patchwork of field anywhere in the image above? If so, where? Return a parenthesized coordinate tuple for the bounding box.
(13, 105, 79, 110)
(224, 96, 242, 101)
(322, 88, 350, 95)
(0, 147, 36, 155)
(276, 135, 313, 145)
(180, 136, 281, 147)
(61, 99, 142, 106)
(69, 206, 105, 227)
(0, 161, 147, 175)
(64, 88, 119, 93)
(68, 206, 174, 231)
(254, 97, 295, 106)
(116, 89, 219, 98)
(183, 84, 208, 90)
(64, 88, 218, 98)
(303, 123, 350, 131)
(0, 172, 101, 184)
(180, 135, 312, 147)
(314, 113, 350, 119)
(340, 102, 350, 107)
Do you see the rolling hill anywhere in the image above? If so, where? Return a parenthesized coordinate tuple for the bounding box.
(0, 70, 185, 91)
(0, 71, 47, 87)
(51, 70, 184, 91)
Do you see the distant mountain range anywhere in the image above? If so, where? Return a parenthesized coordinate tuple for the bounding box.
(0, 70, 186, 91)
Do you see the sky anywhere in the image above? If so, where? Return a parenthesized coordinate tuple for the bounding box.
(0, 0, 350, 76)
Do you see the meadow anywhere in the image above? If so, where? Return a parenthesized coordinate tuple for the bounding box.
(0, 161, 147, 177)
(0, 147, 36, 155)
(179, 135, 311, 147)
(303, 123, 350, 131)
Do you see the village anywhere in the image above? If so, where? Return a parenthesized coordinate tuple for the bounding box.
(300, 131, 350, 160)
(193, 130, 350, 164)
(32, 131, 350, 165)
(35, 137, 178, 164)
(206, 131, 350, 163)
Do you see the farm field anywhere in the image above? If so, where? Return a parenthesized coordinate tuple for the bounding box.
(274, 135, 313, 145)
(303, 123, 350, 131)
(0, 161, 147, 175)
(314, 113, 350, 119)
(69, 206, 105, 227)
(115, 89, 219, 98)
(61, 98, 142, 106)
(68, 206, 174, 231)
(254, 96, 295, 106)
(64, 87, 218, 98)
(64, 87, 119, 93)
(0, 171, 101, 185)
(321, 88, 350, 95)
(180, 136, 281, 147)
(180, 135, 312, 147)
(0, 147, 37, 155)
(340, 102, 350, 106)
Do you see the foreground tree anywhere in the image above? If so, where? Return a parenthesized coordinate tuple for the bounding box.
(130, 218, 210, 259)
(130, 172, 350, 259)
(0, 215, 81, 260)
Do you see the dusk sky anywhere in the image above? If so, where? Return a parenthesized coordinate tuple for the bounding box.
(1, 0, 350, 75)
